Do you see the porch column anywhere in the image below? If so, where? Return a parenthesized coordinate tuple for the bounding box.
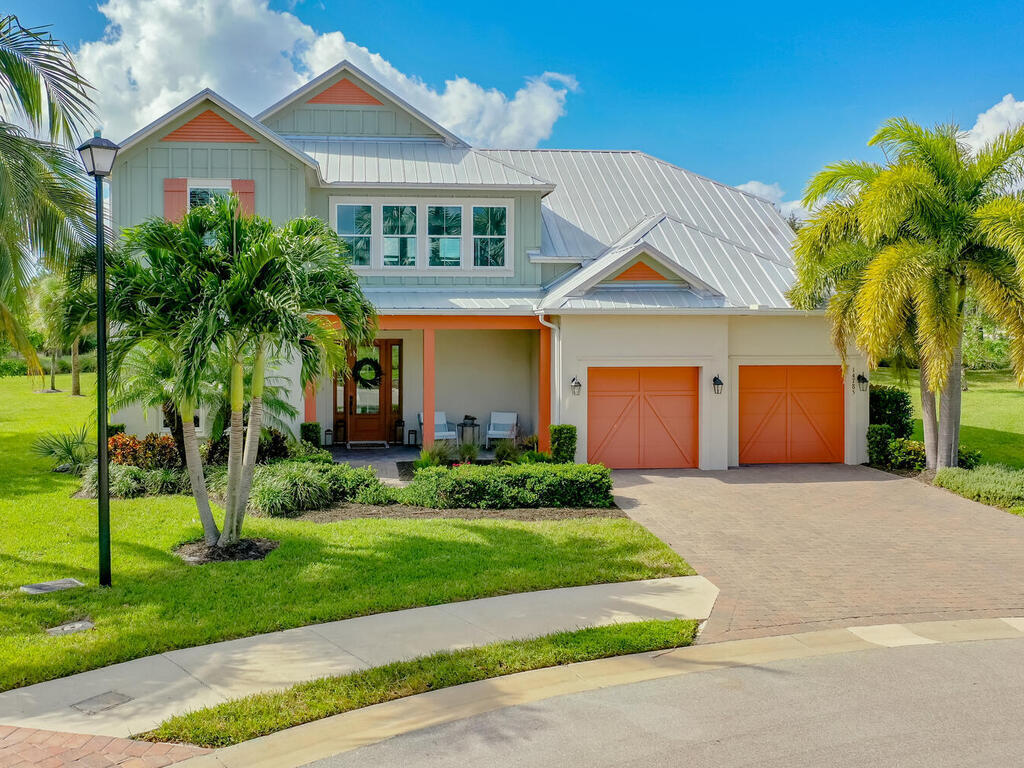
(422, 328, 435, 447)
(538, 325, 552, 452)
(303, 381, 316, 424)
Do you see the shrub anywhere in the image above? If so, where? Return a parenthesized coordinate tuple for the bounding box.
(0, 359, 27, 377)
(144, 468, 190, 495)
(137, 433, 181, 470)
(934, 465, 1024, 508)
(886, 438, 928, 471)
(259, 428, 289, 462)
(106, 464, 147, 498)
(246, 461, 380, 516)
(414, 441, 455, 469)
(108, 432, 141, 465)
(866, 424, 895, 466)
(520, 450, 553, 464)
(353, 482, 397, 505)
(494, 438, 521, 464)
(285, 438, 333, 464)
(32, 424, 93, 474)
(549, 424, 577, 463)
(520, 434, 539, 451)
(107, 423, 126, 437)
(300, 422, 321, 446)
(458, 441, 479, 463)
(322, 463, 378, 500)
(868, 385, 914, 439)
(400, 462, 614, 509)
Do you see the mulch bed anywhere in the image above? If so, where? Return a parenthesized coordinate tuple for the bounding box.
(175, 537, 279, 564)
(288, 503, 625, 523)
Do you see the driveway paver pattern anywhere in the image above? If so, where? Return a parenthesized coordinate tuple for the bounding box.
(0, 725, 207, 767)
(615, 464, 1024, 643)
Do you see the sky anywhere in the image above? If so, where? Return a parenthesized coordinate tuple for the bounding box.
(10, 0, 1024, 216)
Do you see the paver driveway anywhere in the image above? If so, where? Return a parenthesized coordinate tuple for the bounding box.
(615, 464, 1024, 643)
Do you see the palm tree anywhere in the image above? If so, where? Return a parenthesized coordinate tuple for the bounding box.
(0, 16, 94, 372)
(34, 273, 66, 391)
(112, 195, 375, 548)
(790, 118, 1024, 469)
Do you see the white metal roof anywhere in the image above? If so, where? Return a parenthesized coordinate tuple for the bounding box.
(289, 138, 555, 190)
(478, 149, 795, 265)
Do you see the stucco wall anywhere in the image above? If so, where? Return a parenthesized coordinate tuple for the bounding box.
(556, 313, 869, 469)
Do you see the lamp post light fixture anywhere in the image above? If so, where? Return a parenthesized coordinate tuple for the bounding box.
(712, 375, 724, 395)
(856, 373, 869, 392)
(76, 130, 119, 588)
(569, 376, 582, 396)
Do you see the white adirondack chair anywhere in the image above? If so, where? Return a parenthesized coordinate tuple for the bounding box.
(485, 412, 518, 448)
(418, 411, 459, 444)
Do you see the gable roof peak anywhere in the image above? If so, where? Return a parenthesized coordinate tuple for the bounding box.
(255, 60, 468, 147)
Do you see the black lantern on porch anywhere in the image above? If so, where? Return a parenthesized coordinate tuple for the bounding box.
(712, 375, 724, 395)
(856, 373, 869, 392)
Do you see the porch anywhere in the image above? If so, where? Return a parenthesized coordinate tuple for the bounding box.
(305, 315, 552, 451)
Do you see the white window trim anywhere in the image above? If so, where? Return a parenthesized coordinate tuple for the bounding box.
(425, 203, 464, 270)
(187, 178, 232, 209)
(328, 195, 514, 277)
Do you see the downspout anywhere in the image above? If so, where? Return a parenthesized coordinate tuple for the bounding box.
(536, 312, 560, 424)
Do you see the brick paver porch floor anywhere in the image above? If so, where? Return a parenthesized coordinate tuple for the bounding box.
(615, 464, 1024, 644)
(0, 725, 208, 767)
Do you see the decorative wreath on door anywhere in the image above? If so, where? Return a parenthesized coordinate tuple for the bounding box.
(353, 357, 384, 389)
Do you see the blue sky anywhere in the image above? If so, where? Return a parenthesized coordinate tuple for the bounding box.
(10, 0, 1024, 210)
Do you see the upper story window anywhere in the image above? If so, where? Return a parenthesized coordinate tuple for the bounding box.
(428, 206, 462, 267)
(188, 179, 231, 209)
(338, 204, 372, 266)
(473, 206, 507, 267)
(382, 205, 416, 267)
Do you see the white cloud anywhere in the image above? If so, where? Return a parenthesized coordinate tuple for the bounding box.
(736, 180, 806, 220)
(964, 93, 1024, 151)
(74, 0, 577, 148)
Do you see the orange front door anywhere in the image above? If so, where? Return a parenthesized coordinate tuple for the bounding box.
(587, 367, 699, 469)
(738, 365, 844, 464)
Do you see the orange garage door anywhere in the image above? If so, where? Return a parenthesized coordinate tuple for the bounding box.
(588, 367, 699, 469)
(738, 365, 844, 464)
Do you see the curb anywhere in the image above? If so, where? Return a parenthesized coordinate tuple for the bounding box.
(173, 616, 1024, 768)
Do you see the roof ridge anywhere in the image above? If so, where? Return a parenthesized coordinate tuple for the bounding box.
(653, 214, 794, 269)
(467, 148, 556, 186)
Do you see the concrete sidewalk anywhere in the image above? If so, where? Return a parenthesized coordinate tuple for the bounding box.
(0, 575, 716, 739)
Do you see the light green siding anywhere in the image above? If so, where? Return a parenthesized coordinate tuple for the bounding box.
(307, 187, 545, 287)
(264, 104, 441, 138)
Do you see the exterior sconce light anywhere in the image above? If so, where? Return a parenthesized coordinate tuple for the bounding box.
(856, 373, 869, 392)
(570, 376, 582, 396)
(323, 428, 333, 447)
(712, 375, 724, 395)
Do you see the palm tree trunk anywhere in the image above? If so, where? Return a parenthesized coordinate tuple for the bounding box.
(919, 364, 939, 471)
(181, 402, 219, 546)
(232, 346, 265, 541)
(71, 337, 80, 396)
(219, 359, 245, 547)
(946, 334, 964, 468)
(49, 349, 56, 391)
(163, 401, 188, 469)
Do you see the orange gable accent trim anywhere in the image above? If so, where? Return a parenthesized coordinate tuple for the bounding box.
(613, 262, 669, 282)
(307, 78, 383, 106)
(161, 110, 257, 143)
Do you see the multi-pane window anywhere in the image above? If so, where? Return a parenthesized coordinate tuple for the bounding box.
(337, 204, 372, 266)
(382, 205, 417, 267)
(427, 205, 462, 267)
(188, 185, 230, 209)
(473, 206, 507, 267)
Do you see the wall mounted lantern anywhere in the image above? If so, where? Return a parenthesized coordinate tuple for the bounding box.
(856, 373, 869, 392)
(570, 376, 582, 396)
(712, 375, 724, 395)
(323, 428, 333, 447)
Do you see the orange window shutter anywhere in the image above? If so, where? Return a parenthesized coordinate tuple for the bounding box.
(232, 179, 255, 215)
(163, 178, 188, 222)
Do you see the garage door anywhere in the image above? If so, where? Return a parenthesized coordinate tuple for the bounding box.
(588, 367, 699, 469)
(738, 365, 844, 464)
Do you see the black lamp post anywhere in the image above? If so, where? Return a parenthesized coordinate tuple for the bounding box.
(76, 130, 119, 588)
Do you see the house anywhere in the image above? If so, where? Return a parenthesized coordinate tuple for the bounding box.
(111, 61, 869, 469)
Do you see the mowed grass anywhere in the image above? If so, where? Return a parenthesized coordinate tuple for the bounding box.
(0, 374, 692, 692)
(872, 368, 1024, 468)
(143, 619, 698, 748)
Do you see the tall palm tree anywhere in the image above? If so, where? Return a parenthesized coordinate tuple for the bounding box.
(111, 195, 375, 547)
(790, 118, 1024, 468)
(0, 15, 94, 372)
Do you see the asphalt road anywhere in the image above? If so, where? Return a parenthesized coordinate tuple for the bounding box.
(304, 637, 1024, 768)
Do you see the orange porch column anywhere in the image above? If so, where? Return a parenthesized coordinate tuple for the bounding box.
(422, 328, 435, 447)
(303, 381, 317, 424)
(538, 324, 552, 452)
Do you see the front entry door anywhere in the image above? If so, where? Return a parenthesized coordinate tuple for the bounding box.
(336, 340, 402, 444)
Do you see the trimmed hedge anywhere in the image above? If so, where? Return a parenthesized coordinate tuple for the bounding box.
(399, 463, 613, 509)
(870, 435, 982, 472)
(866, 424, 895, 466)
(0, 359, 28, 377)
(869, 385, 914, 439)
(934, 465, 1024, 508)
(300, 422, 321, 446)
(550, 424, 577, 463)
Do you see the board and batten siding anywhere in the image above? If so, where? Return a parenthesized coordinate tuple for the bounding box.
(307, 187, 546, 287)
(263, 104, 442, 139)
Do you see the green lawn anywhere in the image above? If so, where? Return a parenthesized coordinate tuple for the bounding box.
(872, 368, 1024, 467)
(143, 619, 698, 747)
(0, 374, 691, 692)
